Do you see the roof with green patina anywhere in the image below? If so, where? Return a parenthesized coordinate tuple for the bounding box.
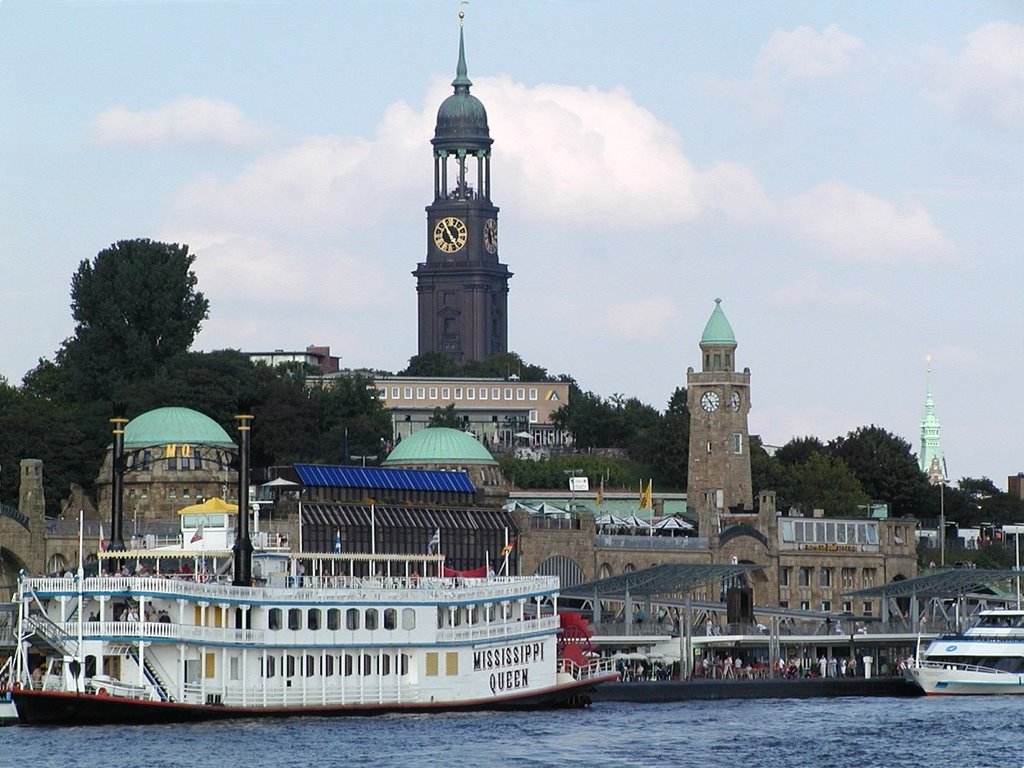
(125, 407, 234, 447)
(700, 297, 737, 347)
(384, 427, 496, 466)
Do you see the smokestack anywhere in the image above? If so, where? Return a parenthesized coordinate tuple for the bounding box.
(232, 412, 254, 586)
(108, 415, 129, 557)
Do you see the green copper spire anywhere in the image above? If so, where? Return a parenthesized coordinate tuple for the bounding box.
(453, 23, 472, 92)
(920, 358, 946, 481)
(700, 298, 737, 347)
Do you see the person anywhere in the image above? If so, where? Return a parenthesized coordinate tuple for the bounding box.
(846, 657, 857, 677)
(158, 609, 171, 624)
(827, 656, 838, 678)
(296, 561, 306, 587)
(818, 654, 827, 678)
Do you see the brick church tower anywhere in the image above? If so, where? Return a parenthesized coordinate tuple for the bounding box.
(686, 299, 754, 538)
(413, 19, 512, 363)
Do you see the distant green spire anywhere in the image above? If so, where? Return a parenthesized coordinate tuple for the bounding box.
(920, 359, 945, 480)
(453, 24, 472, 92)
(700, 298, 737, 347)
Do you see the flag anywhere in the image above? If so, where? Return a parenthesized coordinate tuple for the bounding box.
(500, 540, 515, 558)
(427, 528, 441, 554)
(190, 522, 204, 544)
(99, 523, 107, 552)
(640, 479, 653, 509)
(333, 529, 342, 554)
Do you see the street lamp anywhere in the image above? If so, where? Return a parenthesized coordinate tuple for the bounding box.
(563, 468, 584, 511)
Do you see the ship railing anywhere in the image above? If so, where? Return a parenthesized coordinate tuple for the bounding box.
(557, 656, 618, 681)
(176, 680, 421, 708)
(86, 674, 156, 700)
(57, 620, 266, 646)
(912, 659, 1005, 675)
(437, 615, 560, 644)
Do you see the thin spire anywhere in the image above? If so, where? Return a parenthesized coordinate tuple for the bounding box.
(453, 10, 472, 92)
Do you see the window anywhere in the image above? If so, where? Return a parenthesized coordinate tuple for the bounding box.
(529, 388, 538, 400)
(428, 387, 438, 399)
(800, 601, 810, 611)
(304, 655, 315, 677)
(528, 410, 538, 423)
(262, 656, 276, 678)
(842, 568, 856, 589)
(168, 488, 177, 500)
(863, 568, 876, 588)
(346, 608, 360, 630)
(182, 488, 190, 499)
(416, 387, 425, 399)
(285, 655, 296, 678)
(862, 601, 873, 617)
(365, 608, 379, 631)
(307, 609, 321, 631)
(455, 387, 463, 399)
(402, 608, 416, 630)
(391, 387, 399, 399)
(426, 652, 439, 677)
(288, 608, 302, 631)
(467, 387, 475, 399)
(384, 608, 397, 630)
(821, 601, 832, 612)
(268, 609, 282, 630)
(820, 568, 832, 588)
(504, 388, 512, 400)
(732, 433, 742, 454)
(798, 567, 812, 587)
(327, 609, 341, 630)
(441, 387, 450, 399)
(779, 567, 790, 587)
(323, 655, 335, 677)
(404, 387, 412, 399)
(491, 388, 500, 399)
(479, 388, 487, 400)
(516, 388, 525, 400)
(378, 388, 387, 398)
(230, 656, 240, 681)
(343, 654, 354, 677)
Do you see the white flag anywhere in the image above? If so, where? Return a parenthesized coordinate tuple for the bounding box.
(427, 528, 440, 554)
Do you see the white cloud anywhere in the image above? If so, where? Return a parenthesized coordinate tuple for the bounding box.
(579, 296, 683, 341)
(781, 180, 956, 262)
(757, 23, 866, 84)
(767, 272, 886, 312)
(91, 96, 269, 148)
(923, 21, 1024, 128)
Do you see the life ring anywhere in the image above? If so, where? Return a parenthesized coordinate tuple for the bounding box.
(95, 687, 108, 696)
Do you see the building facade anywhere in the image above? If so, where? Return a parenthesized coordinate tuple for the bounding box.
(413, 25, 512, 363)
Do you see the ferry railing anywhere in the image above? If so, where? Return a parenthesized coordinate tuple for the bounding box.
(557, 656, 618, 681)
(437, 615, 560, 644)
(911, 659, 1004, 675)
(178, 680, 419, 708)
(57, 620, 266, 647)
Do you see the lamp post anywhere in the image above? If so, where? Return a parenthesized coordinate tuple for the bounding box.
(563, 468, 583, 511)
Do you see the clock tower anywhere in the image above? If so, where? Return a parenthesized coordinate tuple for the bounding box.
(413, 20, 512, 364)
(686, 299, 753, 538)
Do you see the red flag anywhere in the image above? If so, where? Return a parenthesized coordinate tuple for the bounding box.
(190, 522, 204, 544)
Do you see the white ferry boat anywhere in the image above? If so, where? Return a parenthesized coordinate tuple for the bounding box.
(8, 502, 615, 724)
(905, 609, 1024, 695)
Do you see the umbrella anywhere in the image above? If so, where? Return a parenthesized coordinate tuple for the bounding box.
(532, 502, 569, 518)
(621, 514, 651, 528)
(514, 432, 533, 440)
(177, 497, 237, 515)
(261, 478, 298, 487)
(595, 514, 628, 527)
(651, 516, 695, 532)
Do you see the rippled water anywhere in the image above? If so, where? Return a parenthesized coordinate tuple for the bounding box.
(3, 697, 1021, 768)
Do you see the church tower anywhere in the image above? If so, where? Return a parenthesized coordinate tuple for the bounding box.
(413, 18, 512, 363)
(919, 357, 946, 484)
(686, 299, 753, 537)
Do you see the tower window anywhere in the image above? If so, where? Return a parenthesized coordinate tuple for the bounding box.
(713, 353, 722, 368)
(732, 433, 743, 454)
(706, 441, 712, 453)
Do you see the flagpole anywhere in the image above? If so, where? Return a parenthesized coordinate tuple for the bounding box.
(76, 509, 85, 691)
(371, 501, 377, 557)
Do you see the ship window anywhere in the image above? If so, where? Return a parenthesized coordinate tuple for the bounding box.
(426, 652, 439, 677)
(445, 652, 459, 676)
(304, 655, 315, 677)
(327, 609, 341, 630)
(383, 608, 397, 630)
(360, 654, 372, 676)
(402, 608, 416, 630)
(204, 653, 216, 679)
(323, 655, 334, 677)
(268, 608, 282, 630)
(346, 608, 360, 630)
(285, 655, 296, 678)
(288, 608, 302, 631)
(343, 653, 354, 677)
(230, 656, 240, 681)
(381, 654, 391, 676)
(365, 608, 379, 630)
(307, 609, 321, 631)
(262, 656, 275, 678)
(399, 653, 410, 676)
(436, 607, 447, 628)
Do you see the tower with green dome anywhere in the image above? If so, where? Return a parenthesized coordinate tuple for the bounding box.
(686, 298, 753, 536)
(413, 14, 512, 364)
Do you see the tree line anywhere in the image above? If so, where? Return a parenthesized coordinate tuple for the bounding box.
(1, 238, 1019, 533)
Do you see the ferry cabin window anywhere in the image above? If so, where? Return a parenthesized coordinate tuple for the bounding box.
(365, 608, 379, 630)
(445, 652, 459, 676)
(230, 656, 240, 681)
(262, 656, 276, 678)
(307, 608, 321, 631)
(328, 608, 341, 630)
(304, 655, 315, 677)
(288, 608, 302, 631)
(346, 608, 360, 630)
(399, 653, 410, 676)
(384, 608, 397, 630)
(426, 652, 439, 677)
(285, 655, 296, 678)
(322, 655, 334, 676)
(402, 608, 416, 630)
(269, 608, 282, 630)
(343, 654, 354, 677)
(380, 655, 391, 676)
(360, 654, 372, 676)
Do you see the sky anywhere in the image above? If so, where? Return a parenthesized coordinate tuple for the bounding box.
(1, 1, 1021, 488)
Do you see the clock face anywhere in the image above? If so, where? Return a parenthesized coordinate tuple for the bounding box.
(730, 391, 741, 412)
(484, 218, 498, 254)
(700, 391, 720, 412)
(433, 216, 468, 253)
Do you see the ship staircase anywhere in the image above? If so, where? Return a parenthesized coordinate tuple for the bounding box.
(20, 585, 79, 660)
(120, 644, 174, 702)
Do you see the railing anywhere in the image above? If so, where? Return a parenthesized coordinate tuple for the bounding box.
(437, 615, 559, 643)
(595, 535, 709, 550)
(912, 659, 1004, 675)
(178, 680, 419, 708)
(591, 618, 935, 638)
(58, 620, 265, 647)
(557, 656, 618, 681)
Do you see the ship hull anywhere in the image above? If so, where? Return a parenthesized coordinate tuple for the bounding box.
(12, 675, 616, 726)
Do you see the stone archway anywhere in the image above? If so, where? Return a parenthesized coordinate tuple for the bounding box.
(534, 554, 586, 589)
(0, 546, 29, 601)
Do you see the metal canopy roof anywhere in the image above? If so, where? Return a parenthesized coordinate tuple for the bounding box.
(295, 464, 475, 494)
(846, 569, 1022, 600)
(562, 563, 764, 598)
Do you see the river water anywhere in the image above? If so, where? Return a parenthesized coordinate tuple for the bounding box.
(1, 697, 1019, 768)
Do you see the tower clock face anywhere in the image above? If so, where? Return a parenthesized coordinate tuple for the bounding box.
(484, 218, 498, 253)
(433, 216, 468, 253)
(730, 391, 741, 411)
(700, 391, 720, 412)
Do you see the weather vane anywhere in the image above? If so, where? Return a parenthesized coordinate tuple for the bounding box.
(460, 0, 468, 25)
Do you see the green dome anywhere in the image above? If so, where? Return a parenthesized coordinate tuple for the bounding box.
(124, 407, 234, 447)
(700, 298, 737, 347)
(384, 428, 496, 466)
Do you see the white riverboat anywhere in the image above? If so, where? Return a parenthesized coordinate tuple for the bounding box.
(905, 609, 1024, 695)
(7, 506, 615, 724)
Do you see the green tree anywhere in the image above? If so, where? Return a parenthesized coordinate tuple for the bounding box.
(427, 404, 463, 429)
(778, 453, 869, 516)
(826, 425, 930, 517)
(61, 239, 209, 403)
(635, 387, 689, 489)
(775, 436, 825, 467)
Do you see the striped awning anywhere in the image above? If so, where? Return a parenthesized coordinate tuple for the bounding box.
(300, 503, 514, 531)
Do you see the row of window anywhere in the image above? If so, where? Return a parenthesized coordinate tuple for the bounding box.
(779, 566, 877, 589)
(267, 607, 416, 632)
(382, 386, 540, 402)
(779, 600, 874, 616)
(781, 520, 880, 546)
(260, 652, 411, 679)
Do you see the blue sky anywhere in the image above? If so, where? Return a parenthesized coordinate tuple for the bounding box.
(1, 1, 1021, 488)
